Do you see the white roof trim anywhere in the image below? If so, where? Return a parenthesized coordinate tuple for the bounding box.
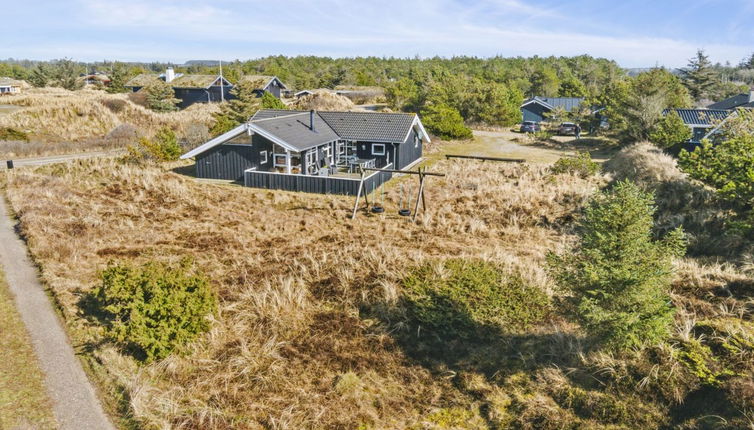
(405, 115, 432, 144)
(180, 123, 248, 159)
(520, 98, 555, 110)
(264, 76, 287, 90)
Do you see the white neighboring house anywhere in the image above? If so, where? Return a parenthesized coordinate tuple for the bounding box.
(0, 77, 23, 95)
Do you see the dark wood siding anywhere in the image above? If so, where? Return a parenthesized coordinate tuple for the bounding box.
(194, 134, 275, 181)
(264, 80, 282, 98)
(196, 144, 256, 181)
(521, 103, 550, 123)
(396, 129, 423, 169)
(175, 85, 233, 109)
(244, 167, 393, 196)
(355, 142, 391, 167)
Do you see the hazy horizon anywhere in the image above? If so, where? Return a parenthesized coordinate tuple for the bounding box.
(3, 0, 753, 68)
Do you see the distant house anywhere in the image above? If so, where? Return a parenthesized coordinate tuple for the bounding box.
(664, 108, 731, 143)
(79, 73, 111, 87)
(707, 91, 754, 110)
(125, 68, 233, 109)
(235, 75, 287, 99)
(125, 68, 285, 109)
(0, 77, 23, 95)
(180, 109, 429, 195)
(294, 90, 314, 98)
(520, 97, 591, 123)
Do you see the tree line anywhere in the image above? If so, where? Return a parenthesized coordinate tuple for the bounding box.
(2, 51, 752, 140)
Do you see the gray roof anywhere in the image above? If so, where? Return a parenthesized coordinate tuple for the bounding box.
(252, 109, 418, 143)
(665, 109, 730, 126)
(250, 112, 339, 151)
(183, 109, 426, 160)
(708, 93, 754, 110)
(522, 96, 585, 112)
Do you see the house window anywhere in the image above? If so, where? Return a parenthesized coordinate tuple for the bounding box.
(372, 144, 386, 156)
(274, 154, 287, 167)
(260, 151, 268, 164)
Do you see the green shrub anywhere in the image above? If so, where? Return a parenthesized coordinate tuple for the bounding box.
(549, 181, 686, 350)
(261, 91, 286, 109)
(533, 129, 554, 141)
(679, 135, 754, 234)
(649, 110, 692, 148)
(127, 127, 182, 162)
(92, 259, 216, 362)
(402, 259, 550, 337)
(0, 127, 29, 142)
(550, 152, 599, 178)
(420, 102, 472, 140)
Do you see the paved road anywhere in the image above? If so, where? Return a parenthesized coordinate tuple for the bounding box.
(0, 197, 114, 429)
(1, 150, 123, 169)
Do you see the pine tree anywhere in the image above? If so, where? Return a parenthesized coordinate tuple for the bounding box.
(549, 181, 686, 350)
(210, 79, 263, 135)
(28, 63, 51, 88)
(144, 80, 179, 112)
(681, 50, 719, 101)
(106, 62, 130, 94)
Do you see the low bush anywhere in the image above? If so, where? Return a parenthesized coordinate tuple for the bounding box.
(533, 129, 555, 141)
(0, 127, 29, 142)
(92, 259, 216, 362)
(550, 152, 599, 178)
(402, 259, 550, 338)
(99, 98, 128, 114)
(126, 127, 182, 162)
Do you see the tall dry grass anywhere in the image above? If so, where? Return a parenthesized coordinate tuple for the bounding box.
(2, 158, 600, 429)
(4, 156, 753, 428)
(0, 88, 217, 152)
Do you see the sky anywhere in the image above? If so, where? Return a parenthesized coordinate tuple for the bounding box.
(2, 0, 753, 68)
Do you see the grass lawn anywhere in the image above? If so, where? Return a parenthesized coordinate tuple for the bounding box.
(0, 268, 56, 429)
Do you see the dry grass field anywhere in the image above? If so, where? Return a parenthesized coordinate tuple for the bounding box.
(2, 144, 753, 428)
(0, 88, 217, 158)
(0, 269, 57, 429)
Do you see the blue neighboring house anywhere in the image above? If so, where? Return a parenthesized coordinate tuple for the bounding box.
(520, 96, 592, 123)
(664, 108, 731, 145)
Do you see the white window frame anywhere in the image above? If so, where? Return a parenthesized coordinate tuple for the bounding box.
(322, 144, 332, 165)
(260, 150, 268, 164)
(372, 143, 386, 156)
(273, 154, 288, 167)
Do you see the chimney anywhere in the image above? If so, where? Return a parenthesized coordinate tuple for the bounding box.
(309, 110, 316, 132)
(165, 67, 175, 83)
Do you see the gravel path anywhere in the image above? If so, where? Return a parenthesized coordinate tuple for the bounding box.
(0, 196, 114, 430)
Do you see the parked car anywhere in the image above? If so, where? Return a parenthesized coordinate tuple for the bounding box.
(558, 122, 578, 136)
(520, 121, 541, 133)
